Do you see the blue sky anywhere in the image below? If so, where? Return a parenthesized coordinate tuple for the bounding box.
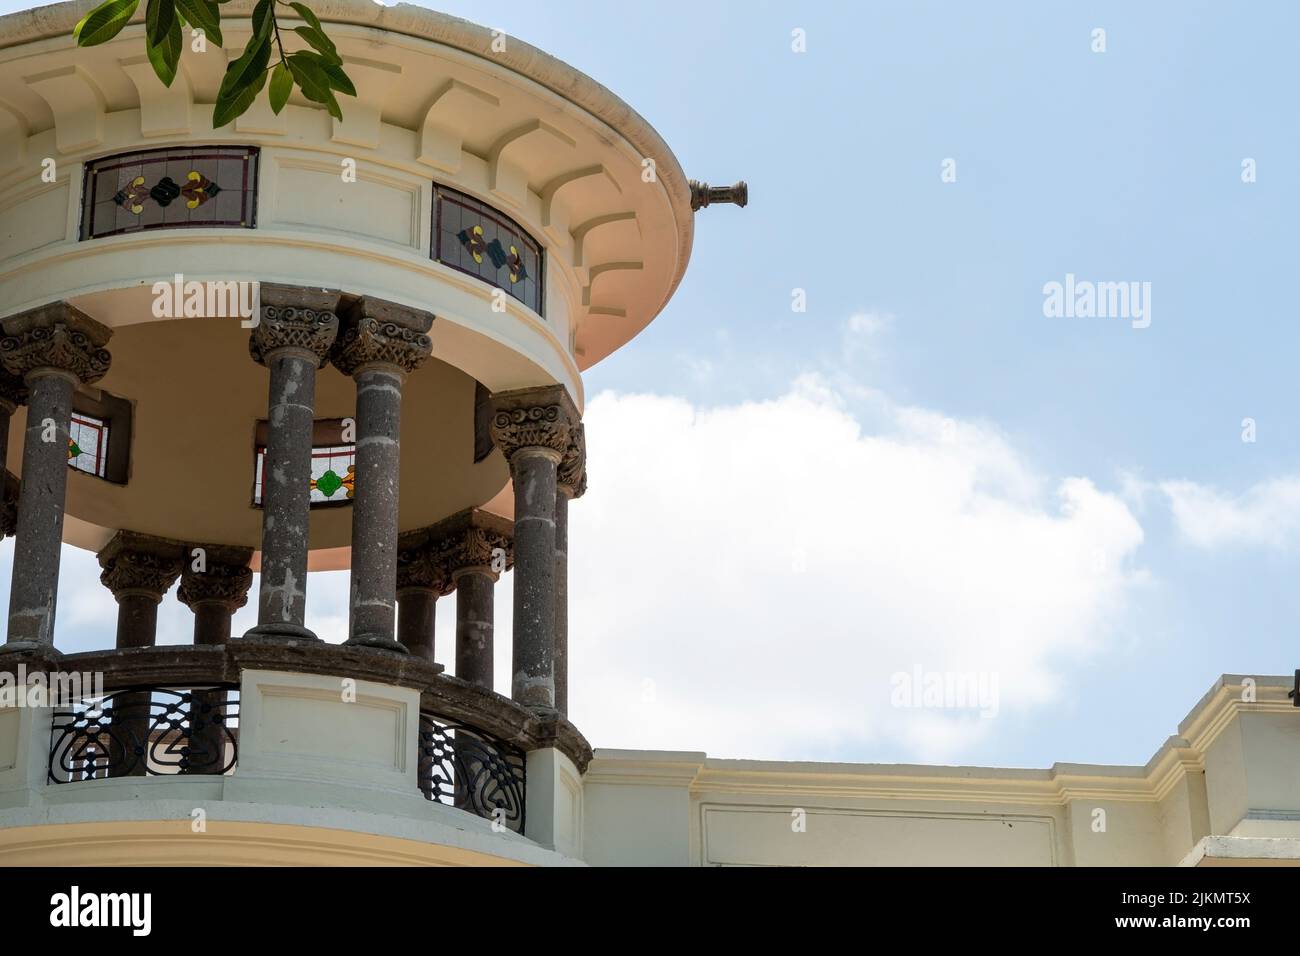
(463, 0, 1300, 765)
(4, 0, 1299, 769)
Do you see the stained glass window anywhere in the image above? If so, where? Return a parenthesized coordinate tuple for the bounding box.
(81, 146, 259, 240)
(253, 443, 356, 507)
(68, 413, 108, 478)
(432, 184, 543, 316)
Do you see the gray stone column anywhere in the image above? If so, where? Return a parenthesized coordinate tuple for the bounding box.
(489, 387, 578, 709)
(178, 545, 251, 776)
(332, 298, 433, 652)
(395, 529, 447, 662)
(555, 424, 586, 716)
(242, 286, 339, 643)
(455, 570, 497, 691)
(0, 304, 112, 653)
(97, 532, 185, 649)
(177, 545, 254, 645)
(96, 534, 182, 779)
(0, 371, 26, 539)
(425, 508, 512, 691)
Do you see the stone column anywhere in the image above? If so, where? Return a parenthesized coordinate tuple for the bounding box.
(177, 545, 251, 775)
(395, 529, 447, 662)
(177, 545, 254, 645)
(0, 304, 112, 653)
(555, 424, 586, 716)
(96, 532, 183, 778)
(425, 509, 512, 691)
(0, 370, 26, 539)
(332, 298, 433, 652)
(489, 387, 578, 709)
(242, 285, 339, 643)
(97, 532, 185, 649)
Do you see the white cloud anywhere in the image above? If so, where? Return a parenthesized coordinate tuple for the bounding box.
(842, 310, 894, 364)
(567, 374, 1145, 763)
(1161, 478, 1300, 550)
(0, 356, 1147, 767)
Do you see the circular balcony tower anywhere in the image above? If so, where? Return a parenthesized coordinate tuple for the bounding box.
(0, 0, 743, 865)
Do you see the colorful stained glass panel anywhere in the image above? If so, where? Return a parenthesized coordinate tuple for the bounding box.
(81, 146, 259, 240)
(253, 443, 356, 507)
(432, 185, 543, 316)
(68, 414, 108, 478)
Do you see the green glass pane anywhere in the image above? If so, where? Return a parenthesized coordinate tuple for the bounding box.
(315, 469, 342, 497)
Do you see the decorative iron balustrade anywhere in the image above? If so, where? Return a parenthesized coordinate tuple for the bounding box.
(418, 712, 526, 834)
(49, 685, 239, 782)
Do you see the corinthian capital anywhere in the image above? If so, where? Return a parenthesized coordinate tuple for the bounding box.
(0, 369, 27, 410)
(396, 528, 453, 594)
(0, 302, 112, 386)
(98, 531, 185, 602)
(0, 471, 17, 538)
(333, 297, 434, 377)
(430, 508, 514, 580)
(177, 545, 254, 611)
(488, 385, 579, 462)
(558, 422, 587, 498)
(249, 284, 340, 368)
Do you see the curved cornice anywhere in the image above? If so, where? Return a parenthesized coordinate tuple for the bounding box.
(0, 0, 695, 329)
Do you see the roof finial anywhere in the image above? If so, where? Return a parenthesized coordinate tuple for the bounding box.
(689, 180, 748, 211)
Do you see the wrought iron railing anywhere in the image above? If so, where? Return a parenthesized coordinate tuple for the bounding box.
(49, 685, 239, 782)
(418, 712, 526, 834)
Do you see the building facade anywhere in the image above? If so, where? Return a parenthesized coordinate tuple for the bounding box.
(0, 0, 1296, 867)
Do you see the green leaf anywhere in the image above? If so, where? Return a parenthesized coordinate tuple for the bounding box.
(293, 26, 340, 65)
(145, 15, 183, 86)
(269, 62, 292, 114)
(73, 0, 140, 47)
(145, 0, 175, 47)
(175, 0, 222, 46)
(212, 64, 266, 128)
(251, 0, 273, 41)
(218, 31, 271, 101)
(320, 60, 355, 97)
(294, 50, 353, 97)
(288, 1, 324, 34)
(286, 51, 329, 102)
(287, 53, 341, 120)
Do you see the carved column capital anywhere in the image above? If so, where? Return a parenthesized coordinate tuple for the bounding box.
(557, 422, 587, 499)
(488, 385, 579, 463)
(0, 471, 17, 538)
(249, 284, 340, 368)
(0, 369, 28, 411)
(433, 508, 515, 582)
(333, 297, 434, 377)
(98, 531, 185, 603)
(0, 303, 112, 386)
(177, 545, 254, 611)
(397, 530, 453, 595)
(399, 509, 514, 590)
